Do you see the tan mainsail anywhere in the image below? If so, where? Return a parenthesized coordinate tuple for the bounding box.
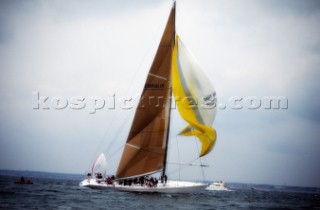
(116, 4, 175, 179)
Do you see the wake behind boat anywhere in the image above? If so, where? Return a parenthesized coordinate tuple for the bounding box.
(80, 1, 217, 193)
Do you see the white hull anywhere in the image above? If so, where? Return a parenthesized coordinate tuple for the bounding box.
(206, 181, 229, 191)
(79, 179, 208, 193)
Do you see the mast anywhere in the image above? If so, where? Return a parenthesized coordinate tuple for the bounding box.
(162, 1, 176, 178)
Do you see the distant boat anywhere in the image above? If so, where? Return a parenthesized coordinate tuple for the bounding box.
(15, 176, 33, 185)
(206, 181, 229, 191)
(80, 1, 217, 193)
(83, 153, 107, 184)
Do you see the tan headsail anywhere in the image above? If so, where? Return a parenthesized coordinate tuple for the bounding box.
(116, 4, 175, 179)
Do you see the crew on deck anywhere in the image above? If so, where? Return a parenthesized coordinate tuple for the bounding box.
(86, 173, 92, 179)
(160, 174, 167, 184)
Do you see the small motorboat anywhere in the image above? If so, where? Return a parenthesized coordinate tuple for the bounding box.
(15, 176, 33, 185)
(206, 181, 229, 191)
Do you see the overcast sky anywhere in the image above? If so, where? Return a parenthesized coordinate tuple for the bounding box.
(0, 0, 319, 187)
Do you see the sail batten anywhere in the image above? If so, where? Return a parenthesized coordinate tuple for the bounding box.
(148, 73, 168, 80)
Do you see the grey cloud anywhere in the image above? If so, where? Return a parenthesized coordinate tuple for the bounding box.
(258, 0, 320, 16)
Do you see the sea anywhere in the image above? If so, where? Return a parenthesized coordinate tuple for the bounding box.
(0, 170, 319, 210)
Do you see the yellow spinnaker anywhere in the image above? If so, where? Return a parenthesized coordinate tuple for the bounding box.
(172, 35, 217, 157)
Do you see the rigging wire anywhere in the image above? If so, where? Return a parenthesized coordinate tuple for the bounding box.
(167, 162, 209, 167)
(167, 157, 202, 176)
(175, 135, 181, 181)
(194, 136, 206, 182)
(167, 127, 208, 181)
(86, 5, 173, 173)
(104, 19, 166, 157)
(107, 144, 125, 160)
